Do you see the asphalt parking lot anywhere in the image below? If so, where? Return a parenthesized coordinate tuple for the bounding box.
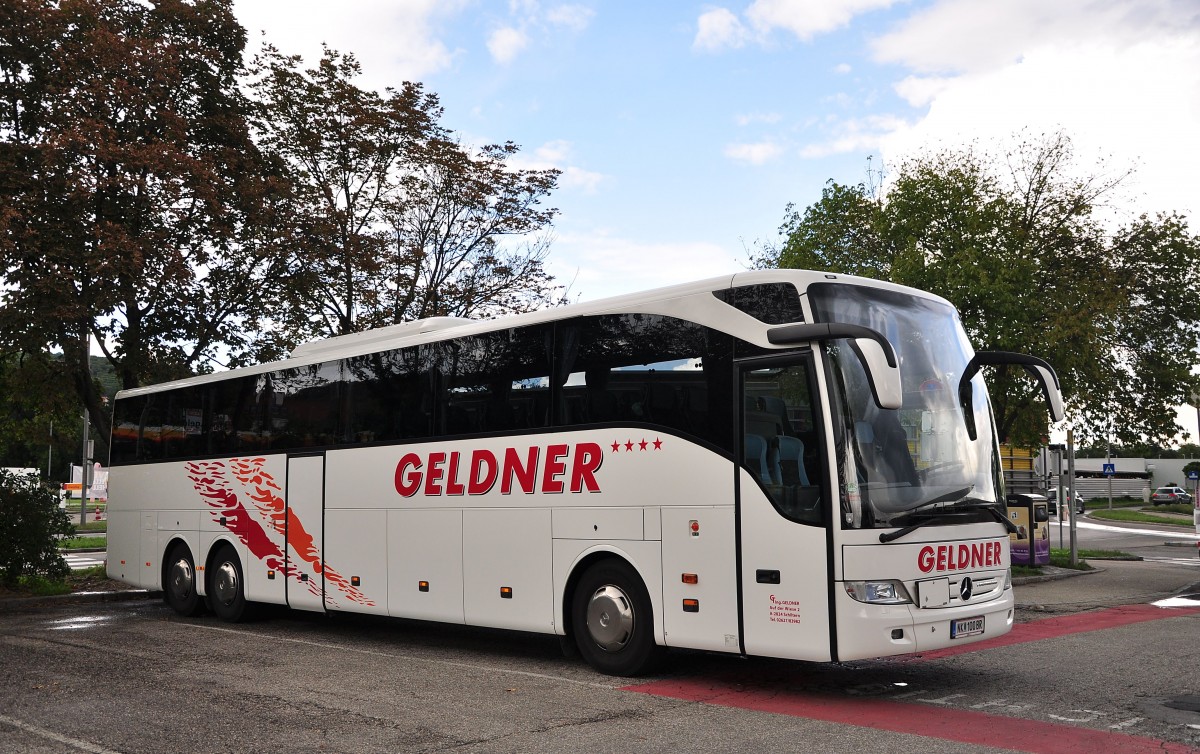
(1, 555, 1199, 754)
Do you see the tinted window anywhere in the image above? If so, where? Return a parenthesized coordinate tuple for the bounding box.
(435, 325, 553, 436)
(267, 361, 341, 449)
(555, 314, 733, 451)
(715, 283, 805, 325)
(209, 375, 270, 454)
(344, 346, 434, 443)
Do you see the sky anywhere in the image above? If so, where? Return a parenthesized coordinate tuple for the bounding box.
(230, 0, 1200, 437)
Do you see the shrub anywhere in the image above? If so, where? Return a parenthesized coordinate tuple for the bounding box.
(0, 470, 74, 587)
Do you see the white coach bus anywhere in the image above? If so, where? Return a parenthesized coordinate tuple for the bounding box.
(106, 270, 1062, 675)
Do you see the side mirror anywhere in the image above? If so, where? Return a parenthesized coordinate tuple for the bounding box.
(767, 323, 902, 410)
(958, 351, 1064, 440)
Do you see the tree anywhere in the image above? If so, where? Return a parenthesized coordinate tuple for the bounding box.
(764, 132, 1200, 446)
(0, 353, 81, 478)
(0, 0, 292, 446)
(0, 469, 72, 587)
(248, 45, 563, 350)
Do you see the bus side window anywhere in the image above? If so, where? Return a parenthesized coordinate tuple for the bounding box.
(744, 363, 822, 524)
(558, 314, 733, 451)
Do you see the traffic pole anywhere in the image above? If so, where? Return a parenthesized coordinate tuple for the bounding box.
(1068, 428, 1078, 567)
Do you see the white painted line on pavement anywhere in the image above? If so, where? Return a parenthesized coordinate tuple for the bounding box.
(0, 713, 124, 754)
(1054, 518, 1200, 540)
(182, 620, 620, 690)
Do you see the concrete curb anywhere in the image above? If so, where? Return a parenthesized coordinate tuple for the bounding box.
(1012, 564, 1104, 586)
(0, 589, 160, 614)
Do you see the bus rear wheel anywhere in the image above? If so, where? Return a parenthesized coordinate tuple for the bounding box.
(208, 544, 249, 622)
(163, 543, 203, 617)
(572, 559, 662, 676)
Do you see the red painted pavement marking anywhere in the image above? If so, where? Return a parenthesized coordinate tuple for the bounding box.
(903, 603, 1200, 662)
(622, 606, 1200, 753)
(623, 677, 1200, 753)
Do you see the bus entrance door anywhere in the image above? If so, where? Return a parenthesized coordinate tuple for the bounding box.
(738, 359, 833, 662)
(286, 453, 325, 612)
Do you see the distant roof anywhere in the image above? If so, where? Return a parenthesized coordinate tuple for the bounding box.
(1070, 458, 1147, 474)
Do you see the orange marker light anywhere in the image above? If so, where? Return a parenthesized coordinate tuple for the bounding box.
(681, 573, 698, 585)
(682, 599, 700, 612)
(500, 586, 513, 599)
(418, 581, 430, 592)
(351, 576, 361, 587)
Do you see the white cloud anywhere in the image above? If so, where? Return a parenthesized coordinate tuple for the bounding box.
(547, 232, 742, 302)
(834, 62, 852, 74)
(509, 140, 607, 193)
(488, 26, 529, 64)
(745, 0, 899, 41)
(871, 0, 1192, 75)
(693, 8, 750, 52)
(545, 4, 595, 32)
(233, 0, 464, 88)
(724, 140, 785, 165)
(695, 0, 899, 50)
(892, 75, 952, 107)
(734, 112, 783, 126)
(871, 4, 1200, 219)
(799, 114, 909, 158)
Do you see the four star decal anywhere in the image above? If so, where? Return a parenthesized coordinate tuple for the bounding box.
(610, 437, 664, 452)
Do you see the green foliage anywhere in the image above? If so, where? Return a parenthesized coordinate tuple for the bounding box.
(1089, 508, 1195, 527)
(0, 0, 292, 445)
(0, 470, 73, 587)
(246, 45, 564, 353)
(767, 132, 1200, 446)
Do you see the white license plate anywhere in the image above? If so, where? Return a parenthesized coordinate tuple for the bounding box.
(951, 616, 985, 639)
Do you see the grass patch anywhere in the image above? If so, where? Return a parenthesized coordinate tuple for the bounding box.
(1083, 498, 1148, 510)
(1148, 503, 1195, 515)
(60, 536, 107, 550)
(1068, 548, 1137, 560)
(1012, 547, 1132, 576)
(0, 565, 117, 600)
(75, 521, 108, 533)
(5, 574, 72, 597)
(1089, 509, 1196, 527)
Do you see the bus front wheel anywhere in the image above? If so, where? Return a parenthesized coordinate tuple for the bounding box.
(163, 543, 203, 617)
(571, 559, 662, 676)
(208, 544, 249, 622)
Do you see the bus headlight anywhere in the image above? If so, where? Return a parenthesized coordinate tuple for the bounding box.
(1003, 568, 1012, 590)
(844, 580, 912, 605)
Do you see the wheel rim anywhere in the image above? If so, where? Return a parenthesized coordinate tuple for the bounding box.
(213, 560, 240, 607)
(168, 557, 194, 602)
(585, 584, 635, 652)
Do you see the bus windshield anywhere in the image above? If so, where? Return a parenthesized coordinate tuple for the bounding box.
(809, 283, 1003, 529)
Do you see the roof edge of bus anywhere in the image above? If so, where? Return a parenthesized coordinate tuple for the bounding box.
(288, 317, 476, 360)
(112, 270, 946, 400)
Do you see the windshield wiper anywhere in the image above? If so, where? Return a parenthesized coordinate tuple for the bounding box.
(878, 495, 1017, 543)
(974, 503, 1019, 534)
(878, 514, 954, 543)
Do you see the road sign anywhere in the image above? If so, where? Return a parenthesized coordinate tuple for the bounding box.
(1102, 463, 1115, 476)
(1189, 471, 1198, 481)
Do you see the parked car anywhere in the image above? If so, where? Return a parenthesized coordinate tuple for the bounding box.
(1046, 488, 1085, 516)
(1151, 486, 1192, 505)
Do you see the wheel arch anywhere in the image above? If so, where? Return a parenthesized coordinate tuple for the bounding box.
(159, 536, 194, 589)
(559, 544, 664, 647)
(201, 535, 243, 597)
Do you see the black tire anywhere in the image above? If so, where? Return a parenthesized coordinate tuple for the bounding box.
(207, 543, 249, 622)
(571, 559, 663, 677)
(163, 543, 204, 617)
